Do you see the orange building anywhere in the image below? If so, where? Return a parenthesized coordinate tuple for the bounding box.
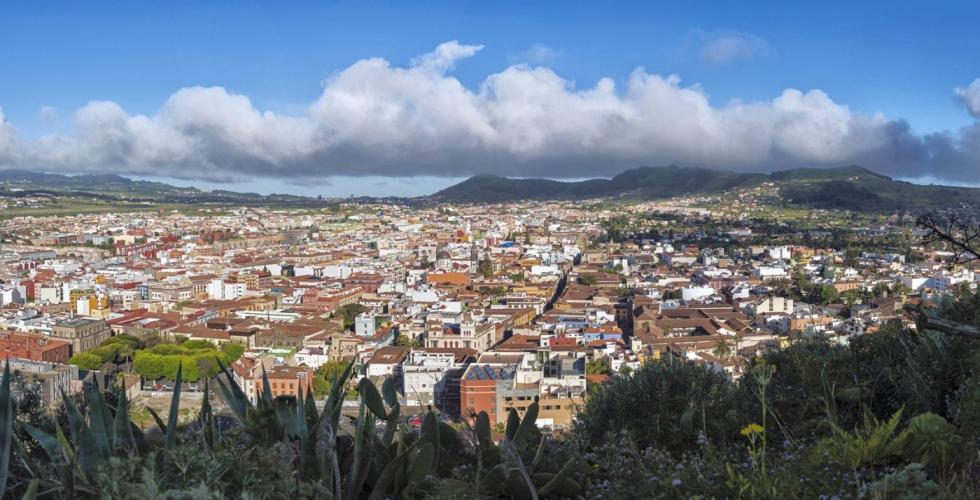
(256, 365, 314, 399)
(426, 272, 471, 286)
(460, 363, 519, 424)
(0, 331, 71, 364)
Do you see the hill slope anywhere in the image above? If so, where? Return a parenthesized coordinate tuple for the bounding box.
(433, 165, 980, 212)
(433, 166, 766, 202)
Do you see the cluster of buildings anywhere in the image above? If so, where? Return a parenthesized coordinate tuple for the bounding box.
(0, 200, 976, 428)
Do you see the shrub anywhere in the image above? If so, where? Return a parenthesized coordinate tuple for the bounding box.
(576, 358, 739, 449)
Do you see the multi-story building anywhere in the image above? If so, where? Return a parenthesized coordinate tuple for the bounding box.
(260, 365, 314, 399)
(0, 331, 72, 364)
(402, 348, 475, 411)
(50, 318, 111, 355)
(0, 358, 78, 404)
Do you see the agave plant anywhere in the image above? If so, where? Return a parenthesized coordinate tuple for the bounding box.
(0, 356, 584, 499)
(468, 402, 581, 500)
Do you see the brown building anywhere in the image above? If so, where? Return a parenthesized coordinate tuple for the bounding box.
(239, 270, 273, 291)
(0, 331, 71, 364)
(51, 318, 111, 355)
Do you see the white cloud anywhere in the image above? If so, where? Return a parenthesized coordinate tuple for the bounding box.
(955, 78, 980, 118)
(410, 40, 484, 73)
(39, 105, 59, 121)
(0, 42, 978, 183)
(694, 30, 770, 64)
(510, 44, 560, 65)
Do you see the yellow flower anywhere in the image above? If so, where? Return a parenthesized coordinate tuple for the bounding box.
(740, 423, 764, 437)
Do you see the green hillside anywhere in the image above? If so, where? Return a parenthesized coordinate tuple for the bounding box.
(434, 165, 980, 212)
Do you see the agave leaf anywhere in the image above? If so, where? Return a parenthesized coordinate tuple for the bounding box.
(505, 464, 537, 500)
(19, 479, 38, 500)
(325, 360, 355, 427)
(366, 445, 411, 500)
(476, 411, 491, 447)
(198, 379, 215, 449)
(381, 376, 399, 407)
(538, 457, 578, 496)
(483, 463, 509, 494)
(54, 425, 74, 464)
(359, 378, 388, 420)
(344, 403, 373, 500)
(62, 388, 103, 481)
(146, 407, 166, 435)
(10, 429, 39, 478)
(0, 364, 13, 500)
(260, 365, 274, 407)
(112, 385, 134, 455)
(22, 423, 66, 465)
(408, 442, 435, 484)
(215, 359, 248, 420)
(165, 363, 183, 450)
(87, 380, 114, 455)
(505, 408, 520, 441)
(532, 435, 546, 470)
(85, 382, 111, 460)
(304, 385, 318, 429)
(512, 402, 539, 451)
(314, 407, 341, 498)
(419, 412, 440, 472)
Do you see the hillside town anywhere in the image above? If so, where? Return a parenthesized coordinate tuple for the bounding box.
(0, 198, 973, 429)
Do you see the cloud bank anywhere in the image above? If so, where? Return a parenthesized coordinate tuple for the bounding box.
(0, 40, 978, 183)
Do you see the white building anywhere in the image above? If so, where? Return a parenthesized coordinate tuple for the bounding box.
(402, 350, 459, 408)
(753, 266, 788, 280)
(355, 314, 376, 337)
(681, 286, 716, 302)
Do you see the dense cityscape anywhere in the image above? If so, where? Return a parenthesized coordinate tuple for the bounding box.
(3, 1, 980, 498)
(1, 175, 979, 497)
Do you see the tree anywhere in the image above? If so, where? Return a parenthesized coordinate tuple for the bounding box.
(221, 342, 246, 362)
(394, 335, 421, 348)
(918, 211, 979, 263)
(820, 284, 840, 305)
(578, 275, 597, 286)
(336, 303, 367, 329)
(477, 258, 494, 279)
(586, 358, 612, 375)
(69, 352, 103, 371)
(712, 339, 732, 360)
(312, 360, 350, 397)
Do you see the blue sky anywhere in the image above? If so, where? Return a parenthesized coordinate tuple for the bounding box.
(1, 1, 979, 196)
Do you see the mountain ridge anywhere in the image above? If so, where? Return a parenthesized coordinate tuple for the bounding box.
(3, 165, 978, 213)
(432, 165, 980, 212)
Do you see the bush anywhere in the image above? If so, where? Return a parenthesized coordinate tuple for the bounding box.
(132, 343, 229, 382)
(576, 358, 739, 450)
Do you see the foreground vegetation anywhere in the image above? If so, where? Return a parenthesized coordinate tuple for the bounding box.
(1, 292, 979, 498)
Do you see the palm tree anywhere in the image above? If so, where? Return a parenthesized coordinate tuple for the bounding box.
(712, 339, 732, 360)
